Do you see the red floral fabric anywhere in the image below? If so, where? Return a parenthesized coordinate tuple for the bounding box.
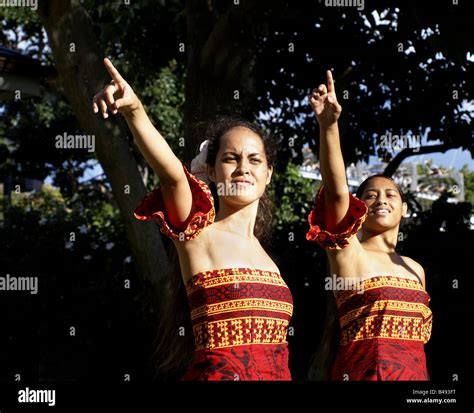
(331, 276, 432, 381)
(306, 186, 368, 250)
(181, 268, 293, 381)
(133, 163, 215, 241)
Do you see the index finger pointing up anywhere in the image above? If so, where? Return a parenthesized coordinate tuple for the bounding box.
(326, 70, 335, 93)
(103, 57, 125, 83)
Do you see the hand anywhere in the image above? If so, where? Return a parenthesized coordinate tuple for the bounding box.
(309, 70, 342, 128)
(92, 58, 140, 118)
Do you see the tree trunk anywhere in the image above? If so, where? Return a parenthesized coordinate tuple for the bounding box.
(37, 0, 169, 304)
(183, 0, 259, 161)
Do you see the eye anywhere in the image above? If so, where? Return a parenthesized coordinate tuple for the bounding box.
(223, 157, 236, 162)
(365, 194, 376, 199)
(250, 158, 262, 163)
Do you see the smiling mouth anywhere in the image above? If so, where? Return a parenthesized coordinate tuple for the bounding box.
(373, 209, 390, 216)
(232, 181, 253, 185)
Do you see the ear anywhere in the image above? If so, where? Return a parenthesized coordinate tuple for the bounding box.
(206, 164, 215, 182)
(265, 165, 273, 185)
(402, 201, 408, 217)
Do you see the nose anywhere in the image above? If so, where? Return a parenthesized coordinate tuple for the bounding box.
(232, 158, 251, 176)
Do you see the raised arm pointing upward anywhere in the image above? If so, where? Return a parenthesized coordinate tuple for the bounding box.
(92, 58, 192, 229)
(306, 71, 432, 381)
(90, 58, 294, 381)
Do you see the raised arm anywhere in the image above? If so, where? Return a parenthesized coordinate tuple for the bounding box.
(309, 70, 350, 234)
(92, 58, 192, 228)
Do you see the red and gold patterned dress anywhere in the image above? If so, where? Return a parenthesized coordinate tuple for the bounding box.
(306, 186, 433, 381)
(133, 164, 293, 381)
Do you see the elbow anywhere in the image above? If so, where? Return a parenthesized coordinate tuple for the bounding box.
(159, 170, 187, 188)
(160, 177, 180, 188)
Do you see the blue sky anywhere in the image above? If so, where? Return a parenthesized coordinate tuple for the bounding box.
(44, 146, 472, 187)
(386, 148, 474, 170)
(6, 18, 473, 186)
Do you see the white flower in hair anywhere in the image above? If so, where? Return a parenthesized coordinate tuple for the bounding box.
(191, 139, 211, 185)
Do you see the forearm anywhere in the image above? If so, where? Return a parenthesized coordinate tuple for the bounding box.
(124, 102, 183, 185)
(319, 123, 348, 197)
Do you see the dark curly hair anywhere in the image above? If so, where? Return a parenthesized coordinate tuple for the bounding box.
(203, 115, 277, 249)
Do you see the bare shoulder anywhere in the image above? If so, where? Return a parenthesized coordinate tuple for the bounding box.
(401, 255, 426, 288)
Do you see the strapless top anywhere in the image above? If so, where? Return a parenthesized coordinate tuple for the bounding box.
(134, 164, 293, 380)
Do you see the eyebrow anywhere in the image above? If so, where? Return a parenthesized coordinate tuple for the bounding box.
(364, 187, 398, 192)
(221, 151, 263, 156)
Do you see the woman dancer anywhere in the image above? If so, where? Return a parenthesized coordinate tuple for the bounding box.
(306, 70, 432, 380)
(92, 58, 293, 381)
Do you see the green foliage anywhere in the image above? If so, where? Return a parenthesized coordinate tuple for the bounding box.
(0, 96, 85, 191)
(1, 2, 472, 384)
(1, 183, 133, 321)
(0, 4, 49, 63)
(0, 2, 186, 194)
(0, 184, 157, 382)
(460, 164, 474, 209)
(269, 162, 316, 231)
(5, 184, 125, 258)
(140, 60, 185, 158)
(255, 2, 473, 167)
(81, 0, 185, 80)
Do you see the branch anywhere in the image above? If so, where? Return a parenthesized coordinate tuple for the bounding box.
(383, 143, 462, 177)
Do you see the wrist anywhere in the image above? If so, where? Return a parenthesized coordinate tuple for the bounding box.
(123, 100, 144, 120)
(319, 122, 339, 133)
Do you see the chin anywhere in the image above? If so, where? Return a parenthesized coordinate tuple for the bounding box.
(221, 195, 260, 207)
(365, 217, 396, 230)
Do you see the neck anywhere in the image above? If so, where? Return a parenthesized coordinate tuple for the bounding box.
(214, 199, 259, 239)
(360, 226, 399, 253)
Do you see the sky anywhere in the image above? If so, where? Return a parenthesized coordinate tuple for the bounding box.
(5, 15, 473, 186)
(42, 145, 473, 187)
(387, 148, 474, 170)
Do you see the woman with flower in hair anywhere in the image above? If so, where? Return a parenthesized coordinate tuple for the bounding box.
(306, 70, 432, 381)
(92, 58, 293, 381)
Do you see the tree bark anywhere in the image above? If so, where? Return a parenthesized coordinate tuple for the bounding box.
(37, 0, 169, 304)
(183, 0, 259, 161)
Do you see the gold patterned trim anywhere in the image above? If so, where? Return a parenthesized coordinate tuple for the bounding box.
(340, 299, 432, 327)
(340, 314, 433, 345)
(193, 316, 291, 350)
(362, 276, 426, 291)
(186, 270, 288, 291)
(190, 298, 294, 319)
(335, 275, 429, 307)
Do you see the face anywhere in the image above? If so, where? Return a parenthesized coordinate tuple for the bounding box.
(359, 177, 407, 232)
(207, 126, 273, 207)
